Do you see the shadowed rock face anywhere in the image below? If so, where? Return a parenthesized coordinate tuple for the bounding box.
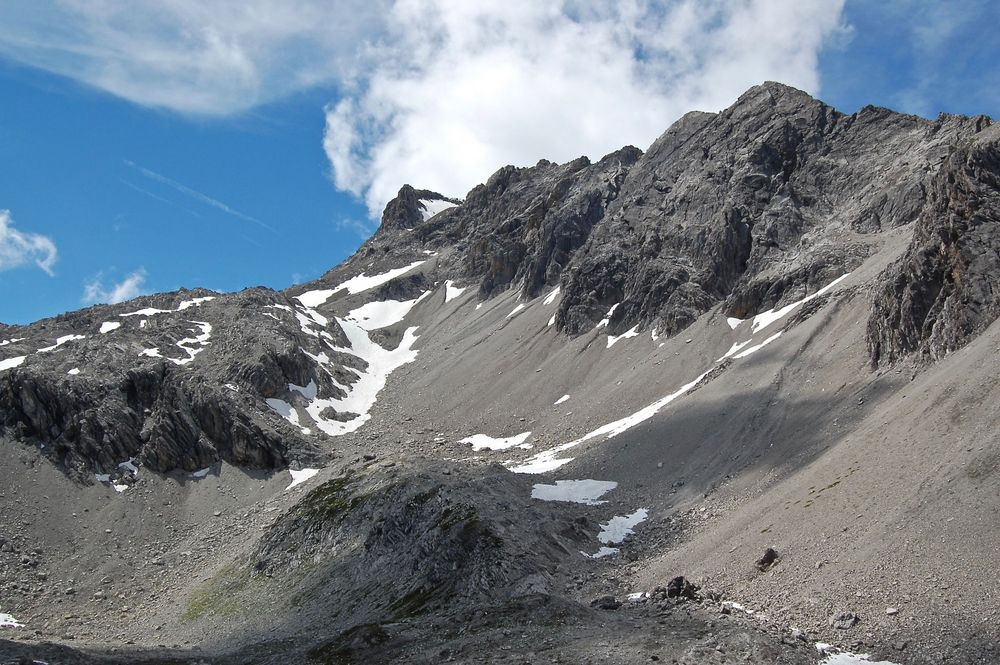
(868, 121, 999, 366)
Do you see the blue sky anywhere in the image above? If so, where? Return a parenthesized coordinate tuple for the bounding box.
(0, 1, 997, 325)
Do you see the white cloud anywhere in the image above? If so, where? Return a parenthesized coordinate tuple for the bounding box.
(325, 0, 848, 217)
(83, 269, 148, 305)
(0, 209, 58, 275)
(0, 1, 387, 115)
(334, 216, 378, 239)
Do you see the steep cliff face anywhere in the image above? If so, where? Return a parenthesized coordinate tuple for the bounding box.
(868, 121, 999, 366)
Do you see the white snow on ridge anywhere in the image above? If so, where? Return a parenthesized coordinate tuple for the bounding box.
(345, 293, 430, 331)
(0, 611, 23, 628)
(420, 198, 457, 220)
(461, 431, 532, 451)
(37, 334, 86, 353)
(751, 274, 850, 333)
(286, 468, 320, 490)
(607, 325, 639, 348)
(0, 356, 26, 372)
(99, 321, 121, 334)
(121, 296, 214, 317)
(554, 394, 570, 405)
(330, 260, 427, 297)
(531, 479, 617, 505)
(543, 287, 561, 305)
(444, 280, 466, 303)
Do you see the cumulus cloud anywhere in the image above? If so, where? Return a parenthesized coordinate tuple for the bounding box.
(325, 0, 847, 217)
(0, 209, 58, 275)
(83, 269, 148, 305)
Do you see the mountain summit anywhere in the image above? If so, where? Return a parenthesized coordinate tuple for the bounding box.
(1, 83, 998, 664)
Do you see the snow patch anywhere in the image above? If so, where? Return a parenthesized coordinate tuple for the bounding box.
(0, 338, 25, 346)
(67, 368, 80, 375)
(286, 468, 320, 490)
(191, 468, 212, 479)
(547, 314, 556, 326)
(751, 274, 850, 333)
(583, 546, 620, 559)
(0, 611, 23, 628)
(607, 325, 639, 348)
(510, 369, 711, 474)
(289, 380, 318, 400)
(344, 292, 429, 331)
(0, 356, 26, 372)
(420, 198, 456, 220)
(121, 296, 214, 317)
(531, 479, 617, 505)
(726, 317, 743, 330)
(733, 331, 783, 359)
(596, 303, 620, 329)
(543, 287, 561, 305)
(266, 398, 299, 426)
(597, 508, 648, 543)
(506, 303, 526, 318)
(139, 348, 161, 358)
(461, 431, 532, 451)
(554, 394, 570, 405)
(332, 260, 427, 297)
(37, 334, 86, 353)
(817, 649, 899, 665)
(444, 280, 466, 303)
(99, 321, 121, 334)
(168, 321, 211, 365)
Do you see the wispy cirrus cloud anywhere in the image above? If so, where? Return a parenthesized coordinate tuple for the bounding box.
(334, 216, 377, 240)
(124, 160, 273, 231)
(0, 209, 58, 276)
(82, 268, 148, 305)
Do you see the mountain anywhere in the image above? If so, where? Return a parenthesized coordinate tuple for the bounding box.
(1, 82, 998, 664)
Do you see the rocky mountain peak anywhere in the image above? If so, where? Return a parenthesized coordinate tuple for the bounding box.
(377, 184, 461, 233)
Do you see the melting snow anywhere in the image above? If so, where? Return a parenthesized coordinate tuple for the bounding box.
(67, 368, 80, 375)
(139, 348, 161, 358)
(286, 468, 320, 490)
(461, 431, 532, 451)
(330, 260, 427, 299)
(547, 314, 556, 326)
(817, 647, 899, 665)
(543, 287, 561, 305)
(726, 317, 743, 330)
(510, 369, 712, 474)
(531, 479, 617, 505)
(733, 331, 783, 359)
(420, 198, 457, 220)
(289, 380, 318, 400)
(506, 303, 526, 318)
(344, 293, 429, 331)
(0, 356, 26, 372)
(266, 398, 299, 426)
(554, 395, 570, 405)
(191, 468, 212, 479)
(121, 297, 214, 317)
(651, 329, 660, 341)
(607, 325, 639, 348)
(37, 334, 86, 353)
(444, 280, 467, 303)
(751, 274, 850, 333)
(598, 508, 648, 543)
(584, 546, 620, 559)
(0, 338, 25, 346)
(596, 303, 619, 329)
(99, 321, 121, 334)
(168, 321, 211, 365)
(0, 611, 23, 628)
